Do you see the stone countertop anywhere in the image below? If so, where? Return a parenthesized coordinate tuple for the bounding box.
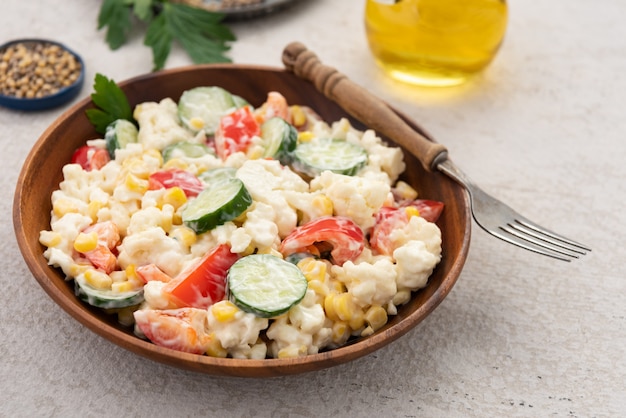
(1, 1, 623, 416)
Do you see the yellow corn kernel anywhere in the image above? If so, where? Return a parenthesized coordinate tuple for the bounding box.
(170, 226, 197, 248)
(328, 278, 346, 294)
(84, 269, 113, 290)
(237, 243, 256, 257)
(297, 131, 315, 142)
(324, 292, 358, 322)
(52, 198, 79, 217)
(246, 146, 264, 160)
(277, 345, 307, 359)
(39, 231, 62, 247)
(111, 281, 135, 293)
(69, 263, 91, 277)
(311, 194, 334, 217)
(125, 264, 139, 282)
(205, 333, 228, 358)
(348, 309, 365, 331)
(189, 117, 205, 131)
(163, 158, 189, 170)
(306, 280, 327, 298)
(298, 257, 326, 282)
(109, 270, 127, 283)
(364, 305, 388, 332)
(161, 187, 187, 210)
(331, 321, 351, 345)
(211, 301, 239, 322)
(87, 201, 104, 221)
(143, 148, 164, 167)
(404, 206, 420, 219)
(392, 289, 412, 306)
(73, 231, 98, 253)
(394, 180, 418, 200)
(290, 105, 307, 127)
(122, 157, 149, 178)
(125, 173, 148, 193)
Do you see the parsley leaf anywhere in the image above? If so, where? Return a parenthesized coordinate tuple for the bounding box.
(97, 0, 134, 50)
(97, 0, 236, 71)
(145, 3, 235, 70)
(85, 73, 134, 134)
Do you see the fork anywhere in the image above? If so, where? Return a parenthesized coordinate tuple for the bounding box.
(282, 42, 591, 261)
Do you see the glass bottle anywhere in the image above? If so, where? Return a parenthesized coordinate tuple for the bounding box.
(365, 0, 508, 87)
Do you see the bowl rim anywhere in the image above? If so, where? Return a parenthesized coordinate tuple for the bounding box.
(0, 38, 85, 111)
(12, 63, 471, 377)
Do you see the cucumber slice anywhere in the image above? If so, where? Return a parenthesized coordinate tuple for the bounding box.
(105, 119, 138, 158)
(227, 254, 308, 318)
(232, 94, 250, 109)
(182, 178, 252, 234)
(198, 167, 237, 185)
(178, 86, 238, 134)
(260, 117, 297, 164)
(292, 138, 368, 177)
(162, 141, 214, 162)
(75, 276, 144, 309)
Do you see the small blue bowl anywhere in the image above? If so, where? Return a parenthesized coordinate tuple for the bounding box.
(0, 39, 85, 111)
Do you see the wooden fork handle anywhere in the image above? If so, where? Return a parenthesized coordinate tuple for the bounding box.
(282, 42, 448, 172)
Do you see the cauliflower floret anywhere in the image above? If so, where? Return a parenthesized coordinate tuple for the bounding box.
(117, 227, 189, 277)
(394, 240, 441, 291)
(142, 281, 171, 310)
(354, 129, 405, 183)
(266, 290, 331, 358)
(242, 202, 280, 252)
(388, 215, 442, 256)
(236, 159, 306, 236)
(310, 170, 389, 231)
(332, 258, 398, 307)
(134, 98, 195, 150)
(207, 301, 268, 358)
(126, 206, 174, 236)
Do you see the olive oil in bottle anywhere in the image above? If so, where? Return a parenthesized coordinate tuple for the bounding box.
(365, 0, 508, 87)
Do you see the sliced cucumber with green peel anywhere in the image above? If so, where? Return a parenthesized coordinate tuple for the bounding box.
(162, 141, 214, 162)
(198, 167, 237, 185)
(227, 254, 308, 318)
(178, 86, 238, 134)
(105, 119, 138, 158)
(232, 94, 250, 109)
(260, 117, 297, 164)
(182, 178, 252, 234)
(292, 138, 368, 177)
(75, 276, 144, 309)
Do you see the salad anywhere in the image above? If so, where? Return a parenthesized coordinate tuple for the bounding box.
(39, 82, 444, 359)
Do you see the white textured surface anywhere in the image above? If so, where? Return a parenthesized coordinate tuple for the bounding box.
(1, 1, 624, 416)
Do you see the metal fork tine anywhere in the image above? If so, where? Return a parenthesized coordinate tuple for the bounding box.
(508, 221, 588, 255)
(500, 225, 582, 259)
(515, 218, 592, 252)
(488, 227, 576, 262)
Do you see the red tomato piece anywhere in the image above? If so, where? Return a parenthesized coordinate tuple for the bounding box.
(370, 199, 444, 256)
(80, 221, 120, 273)
(134, 308, 213, 354)
(215, 106, 260, 159)
(71, 145, 110, 171)
(162, 244, 239, 309)
(279, 216, 365, 266)
(148, 168, 204, 197)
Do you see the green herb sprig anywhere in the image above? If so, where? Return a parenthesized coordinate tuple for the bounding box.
(97, 0, 236, 71)
(85, 73, 133, 134)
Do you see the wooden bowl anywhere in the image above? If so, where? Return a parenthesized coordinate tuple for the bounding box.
(13, 65, 471, 377)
